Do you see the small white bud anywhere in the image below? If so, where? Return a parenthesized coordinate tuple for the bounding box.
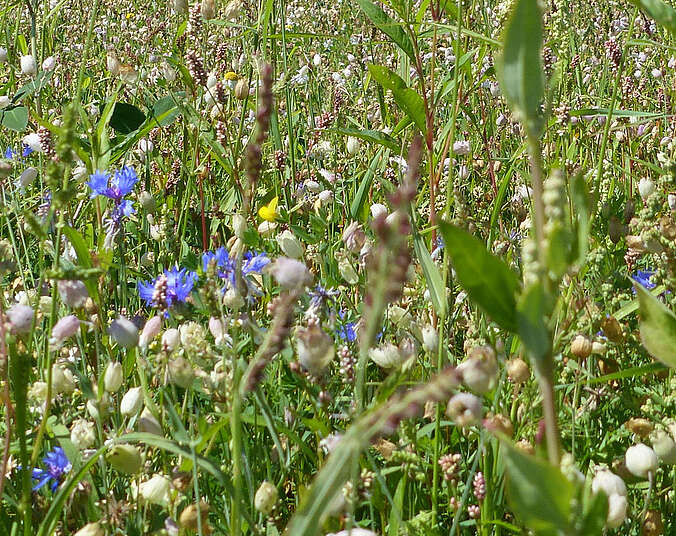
(57, 279, 89, 308)
(369, 343, 403, 369)
(70, 419, 96, 450)
(453, 140, 471, 155)
(104, 361, 124, 392)
(276, 229, 304, 259)
(138, 407, 163, 435)
(20, 55, 37, 76)
(270, 257, 313, 289)
(625, 443, 658, 478)
(108, 316, 139, 348)
(7, 304, 34, 334)
(23, 133, 43, 153)
(162, 328, 180, 352)
(0, 95, 9, 110)
(592, 470, 626, 498)
(139, 316, 162, 348)
(422, 325, 438, 352)
(51, 315, 80, 342)
(638, 177, 655, 200)
(120, 386, 144, 416)
(137, 474, 171, 506)
(370, 203, 388, 220)
(346, 136, 361, 155)
(254, 481, 278, 515)
(41, 56, 56, 71)
(446, 393, 482, 427)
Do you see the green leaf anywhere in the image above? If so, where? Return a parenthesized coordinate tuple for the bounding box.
(517, 283, 551, 370)
(628, 0, 676, 35)
(412, 231, 446, 317)
(333, 126, 401, 153)
(0, 106, 29, 132)
(368, 64, 426, 133)
(13, 70, 54, 103)
(496, 0, 545, 136)
(351, 147, 386, 220)
(106, 102, 146, 134)
(149, 93, 184, 127)
(356, 0, 416, 63)
(635, 283, 676, 368)
(501, 440, 574, 533)
(570, 171, 590, 265)
(439, 222, 520, 332)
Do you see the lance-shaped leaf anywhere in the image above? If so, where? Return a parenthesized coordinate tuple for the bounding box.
(439, 222, 520, 332)
(496, 0, 545, 136)
(356, 0, 416, 63)
(635, 283, 676, 368)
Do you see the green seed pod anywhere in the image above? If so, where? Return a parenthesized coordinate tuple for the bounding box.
(107, 444, 142, 474)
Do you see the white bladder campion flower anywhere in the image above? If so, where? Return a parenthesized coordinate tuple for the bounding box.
(625, 443, 658, 478)
(20, 55, 37, 76)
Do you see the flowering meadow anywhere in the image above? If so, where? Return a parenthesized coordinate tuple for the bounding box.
(5, 0, 676, 534)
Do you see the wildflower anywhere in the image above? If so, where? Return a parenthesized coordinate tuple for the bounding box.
(31, 447, 71, 492)
(625, 443, 658, 478)
(74, 523, 104, 536)
(139, 316, 162, 348)
(632, 270, 656, 290)
(136, 474, 172, 506)
(104, 361, 123, 392)
(254, 481, 278, 515)
(57, 279, 89, 308)
(70, 419, 96, 450)
(4, 147, 18, 160)
(7, 304, 34, 334)
(258, 196, 279, 221)
(295, 324, 335, 375)
(0, 96, 9, 109)
(107, 444, 142, 474)
(276, 229, 304, 259)
(23, 133, 43, 153)
(335, 310, 357, 342)
(308, 284, 339, 308)
(368, 342, 402, 369)
(50, 315, 80, 343)
(270, 257, 313, 289)
(138, 267, 198, 313)
(20, 55, 37, 76)
(638, 177, 655, 200)
(202, 247, 269, 294)
(107, 316, 139, 348)
(87, 166, 139, 246)
(120, 387, 143, 416)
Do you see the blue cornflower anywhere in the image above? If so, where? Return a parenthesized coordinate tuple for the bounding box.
(87, 166, 139, 202)
(632, 270, 656, 290)
(31, 447, 71, 492)
(335, 310, 357, 342)
(138, 267, 198, 313)
(4, 147, 18, 160)
(22, 144, 33, 157)
(309, 285, 340, 307)
(202, 248, 270, 290)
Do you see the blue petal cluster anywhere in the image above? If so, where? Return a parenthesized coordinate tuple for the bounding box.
(632, 270, 656, 290)
(86, 166, 139, 223)
(31, 447, 71, 492)
(202, 247, 270, 290)
(138, 267, 198, 311)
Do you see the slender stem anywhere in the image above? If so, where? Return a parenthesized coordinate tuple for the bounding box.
(538, 372, 560, 466)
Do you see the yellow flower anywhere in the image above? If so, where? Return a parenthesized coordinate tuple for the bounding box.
(258, 196, 278, 222)
(224, 71, 239, 81)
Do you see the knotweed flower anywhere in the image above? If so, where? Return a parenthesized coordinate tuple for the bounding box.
(87, 166, 139, 247)
(31, 447, 71, 492)
(138, 267, 198, 315)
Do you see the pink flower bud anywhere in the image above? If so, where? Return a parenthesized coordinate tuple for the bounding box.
(51, 315, 80, 342)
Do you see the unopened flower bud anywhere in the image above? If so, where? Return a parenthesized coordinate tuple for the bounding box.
(108, 317, 139, 349)
(342, 222, 366, 253)
(254, 481, 278, 515)
(422, 325, 438, 352)
(592, 470, 627, 498)
(234, 77, 249, 100)
(139, 191, 156, 213)
(17, 166, 38, 188)
(70, 419, 96, 450)
(570, 335, 592, 360)
(137, 474, 171, 506)
(138, 407, 163, 435)
(7, 304, 34, 334)
(232, 214, 246, 237)
(140, 316, 162, 348)
(74, 522, 104, 536)
(607, 493, 628, 529)
(295, 324, 334, 375)
(179, 501, 210, 530)
(169, 356, 194, 388)
(346, 136, 361, 155)
(120, 386, 143, 416)
(107, 444, 142, 474)
(276, 229, 304, 259)
(162, 328, 180, 352)
(625, 443, 658, 478)
(223, 0, 241, 19)
(104, 361, 123, 392)
(368, 342, 403, 369)
(446, 393, 482, 427)
(201, 0, 216, 19)
(458, 346, 498, 394)
(52, 364, 76, 394)
(51, 315, 80, 342)
(57, 279, 89, 308)
(651, 428, 676, 464)
(506, 358, 530, 384)
(20, 55, 37, 76)
(337, 256, 359, 285)
(271, 257, 313, 289)
(638, 177, 655, 200)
